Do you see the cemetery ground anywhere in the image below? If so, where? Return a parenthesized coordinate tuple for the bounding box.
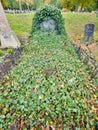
(6, 12, 98, 61)
(0, 12, 98, 129)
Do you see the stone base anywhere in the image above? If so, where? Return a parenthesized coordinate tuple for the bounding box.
(82, 36, 94, 44)
(0, 31, 20, 48)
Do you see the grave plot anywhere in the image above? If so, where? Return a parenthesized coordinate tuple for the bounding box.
(0, 32, 97, 130)
(0, 5, 97, 130)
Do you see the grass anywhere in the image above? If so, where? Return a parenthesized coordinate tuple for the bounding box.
(0, 31, 97, 129)
(6, 13, 33, 36)
(63, 12, 98, 61)
(6, 12, 98, 61)
(6, 12, 98, 42)
(63, 12, 98, 42)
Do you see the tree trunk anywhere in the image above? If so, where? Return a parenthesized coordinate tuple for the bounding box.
(26, 0, 30, 11)
(75, 0, 80, 12)
(80, 2, 84, 12)
(27, 4, 30, 11)
(19, 0, 22, 13)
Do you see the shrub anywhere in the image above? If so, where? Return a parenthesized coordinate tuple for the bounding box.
(7, 48, 14, 55)
(31, 5, 66, 35)
(0, 50, 3, 57)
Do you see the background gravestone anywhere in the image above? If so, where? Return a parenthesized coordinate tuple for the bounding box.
(84, 24, 95, 43)
(31, 5, 66, 35)
(0, 2, 20, 48)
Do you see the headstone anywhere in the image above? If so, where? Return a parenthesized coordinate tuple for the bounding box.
(84, 24, 95, 43)
(0, 2, 20, 48)
(40, 18, 57, 32)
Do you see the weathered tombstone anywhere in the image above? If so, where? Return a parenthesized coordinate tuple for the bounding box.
(40, 18, 57, 32)
(0, 2, 20, 48)
(84, 24, 95, 43)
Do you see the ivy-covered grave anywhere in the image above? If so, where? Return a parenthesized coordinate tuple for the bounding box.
(0, 31, 97, 129)
(0, 6, 97, 130)
(31, 5, 66, 34)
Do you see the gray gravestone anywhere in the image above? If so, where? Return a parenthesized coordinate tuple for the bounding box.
(84, 24, 95, 43)
(40, 18, 57, 32)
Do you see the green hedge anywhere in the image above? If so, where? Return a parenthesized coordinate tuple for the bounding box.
(31, 5, 66, 35)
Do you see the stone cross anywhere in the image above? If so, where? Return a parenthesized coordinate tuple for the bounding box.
(0, 2, 20, 48)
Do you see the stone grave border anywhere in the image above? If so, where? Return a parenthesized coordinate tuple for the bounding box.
(71, 41, 98, 79)
(0, 47, 22, 80)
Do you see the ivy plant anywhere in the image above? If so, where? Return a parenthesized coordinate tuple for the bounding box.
(0, 31, 97, 129)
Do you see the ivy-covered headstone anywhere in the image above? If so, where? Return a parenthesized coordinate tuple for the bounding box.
(31, 6, 66, 35)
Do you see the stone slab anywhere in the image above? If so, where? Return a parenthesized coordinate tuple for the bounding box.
(0, 2, 20, 48)
(40, 18, 57, 32)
